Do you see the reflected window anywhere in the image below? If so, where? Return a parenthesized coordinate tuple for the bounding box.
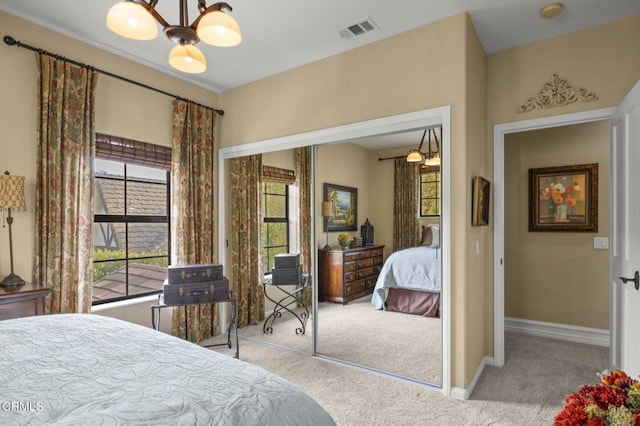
(92, 135, 170, 305)
(420, 165, 441, 217)
(262, 181, 289, 274)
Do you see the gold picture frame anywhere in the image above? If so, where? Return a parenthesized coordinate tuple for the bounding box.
(472, 176, 490, 226)
(528, 163, 598, 232)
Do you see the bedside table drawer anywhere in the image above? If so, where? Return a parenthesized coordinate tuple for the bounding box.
(0, 283, 50, 321)
(0, 299, 41, 320)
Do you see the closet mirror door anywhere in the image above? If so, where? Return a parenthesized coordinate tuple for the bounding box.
(314, 128, 443, 387)
(224, 151, 313, 355)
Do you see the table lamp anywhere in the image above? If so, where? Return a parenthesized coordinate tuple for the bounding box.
(0, 171, 26, 287)
(321, 201, 333, 250)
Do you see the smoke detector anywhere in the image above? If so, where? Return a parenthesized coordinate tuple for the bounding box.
(540, 2, 564, 19)
(338, 17, 379, 39)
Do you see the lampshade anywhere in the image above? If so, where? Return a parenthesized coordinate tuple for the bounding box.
(406, 149, 423, 162)
(106, 1, 158, 40)
(168, 44, 207, 74)
(0, 174, 26, 211)
(321, 201, 334, 218)
(197, 9, 242, 47)
(424, 153, 440, 166)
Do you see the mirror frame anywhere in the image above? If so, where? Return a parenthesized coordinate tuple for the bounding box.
(218, 106, 452, 395)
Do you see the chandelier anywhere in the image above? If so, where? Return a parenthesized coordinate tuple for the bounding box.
(406, 127, 441, 166)
(106, 0, 241, 74)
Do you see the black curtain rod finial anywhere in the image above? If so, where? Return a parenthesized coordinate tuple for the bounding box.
(4, 35, 17, 46)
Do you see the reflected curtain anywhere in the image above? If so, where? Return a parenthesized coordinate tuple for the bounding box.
(33, 53, 98, 314)
(230, 155, 265, 328)
(170, 99, 218, 342)
(393, 159, 420, 251)
(296, 146, 312, 306)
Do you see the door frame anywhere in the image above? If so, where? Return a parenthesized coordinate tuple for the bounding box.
(492, 107, 615, 367)
(218, 106, 452, 395)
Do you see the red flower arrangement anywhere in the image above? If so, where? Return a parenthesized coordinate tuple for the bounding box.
(555, 370, 640, 425)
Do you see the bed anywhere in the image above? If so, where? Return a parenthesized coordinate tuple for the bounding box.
(0, 314, 335, 426)
(371, 225, 441, 317)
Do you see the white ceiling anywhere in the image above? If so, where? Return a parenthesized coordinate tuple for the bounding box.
(1, 0, 637, 151)
(1, 0, 638, 94)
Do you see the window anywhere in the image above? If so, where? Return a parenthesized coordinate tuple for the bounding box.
(262, 181, 289, 274)
(92, 134, 171, 305)
(420, 166, 441, 217)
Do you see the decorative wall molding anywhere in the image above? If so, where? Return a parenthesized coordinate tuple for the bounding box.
(517, 74, 598, 113)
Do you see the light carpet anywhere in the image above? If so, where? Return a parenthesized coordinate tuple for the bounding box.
(236, 295, 441, 385)
(205, 331, 608, 425)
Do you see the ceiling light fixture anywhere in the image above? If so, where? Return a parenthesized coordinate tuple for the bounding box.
(406, 127, 441, 165)
(106, 0, 241, 74)
(539, 2, 564, 19)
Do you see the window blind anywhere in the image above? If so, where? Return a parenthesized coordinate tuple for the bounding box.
(95, 133, 171, 171)
(262, 165, 295, 184)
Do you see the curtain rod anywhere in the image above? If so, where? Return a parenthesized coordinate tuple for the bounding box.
(378, 155, 406, 161)
(3, 35, 224, 116)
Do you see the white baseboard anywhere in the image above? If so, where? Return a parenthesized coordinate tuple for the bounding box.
(505, 317, 609, 347)
(450, 356, 494, 400)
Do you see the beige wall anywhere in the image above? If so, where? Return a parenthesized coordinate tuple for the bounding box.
(462, 14, 489, 385)
(0, 11, 219, 296)
(504, 122, 610, 329)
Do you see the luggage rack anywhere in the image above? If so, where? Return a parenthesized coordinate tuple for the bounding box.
(262, 273, 310, 335)
(151, 292, 239, 359)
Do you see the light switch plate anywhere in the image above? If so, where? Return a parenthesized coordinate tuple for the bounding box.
(594, 237, 609, 250)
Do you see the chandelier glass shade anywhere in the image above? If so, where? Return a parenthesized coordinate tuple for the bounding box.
(168, 44, 207, 73)
(406, 149, 424, 162)
(106, 0, 241, 73)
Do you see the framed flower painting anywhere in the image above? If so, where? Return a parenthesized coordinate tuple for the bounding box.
(528, 163, 598, 232)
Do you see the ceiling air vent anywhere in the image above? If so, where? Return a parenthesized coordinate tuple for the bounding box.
(338, 17, 379, 39)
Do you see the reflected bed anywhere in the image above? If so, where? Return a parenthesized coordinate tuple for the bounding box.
(371, 226, 441, 317)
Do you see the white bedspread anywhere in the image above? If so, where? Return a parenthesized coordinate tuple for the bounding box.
(371, 246, 441, 309)
(0, 314, 335, 426)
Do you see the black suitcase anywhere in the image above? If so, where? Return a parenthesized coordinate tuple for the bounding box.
(274, 253, 300, 269)
(163, 278, 229, 305)
(167, 263, 223, 284)
(271, 264, 302, 285)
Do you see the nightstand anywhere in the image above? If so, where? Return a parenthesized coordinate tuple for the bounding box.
(0, 282, 51, 320)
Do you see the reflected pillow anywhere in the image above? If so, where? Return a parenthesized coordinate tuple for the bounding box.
(420, 225, 440, 248)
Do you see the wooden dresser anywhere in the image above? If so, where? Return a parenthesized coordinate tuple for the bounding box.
(0, 282, 50, 321)
(318, 245, 384, 304)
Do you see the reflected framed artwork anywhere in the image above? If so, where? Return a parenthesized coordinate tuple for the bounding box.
(528, 163, 598, 232)
(472, 176, 490, 226)
(323, 183, 357, 232)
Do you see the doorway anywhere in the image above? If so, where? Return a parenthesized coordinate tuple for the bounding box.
(492, 107, 615, 367)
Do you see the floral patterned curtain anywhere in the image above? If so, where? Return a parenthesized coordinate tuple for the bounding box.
(230, 155, 265, 328)
(33, 53, 97, 314)
(393, 158, 420, 251)
(296, 146, 313, 306)
(170, 99, 218, 342)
